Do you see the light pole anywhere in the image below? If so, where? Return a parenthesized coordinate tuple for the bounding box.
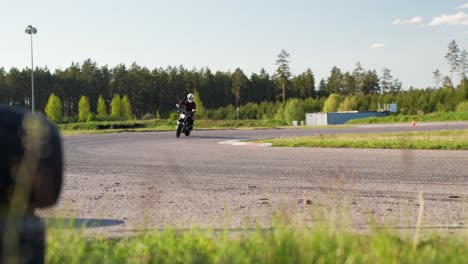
(25, 25, 37, 113)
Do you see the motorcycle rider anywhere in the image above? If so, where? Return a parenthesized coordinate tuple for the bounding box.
(177, 93, 197, 128)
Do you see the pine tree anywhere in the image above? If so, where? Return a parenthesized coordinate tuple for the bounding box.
(302, 69, 315, 98)
(317, 79, 328, 97)
(361, 70, 380, 95)
(342, 72, 356, 96)
(275, 49, 291, 102)
(433, 69, 442, 89)
(352, 62, 365, 94)
(445, 40, 460, 88)
(45, 93, 63, 122)
(78, 96, 91, 122)
(327, 66, 343, 94)
(110, 93, 122, 120)
(121, 95, 133, 120)
(96, 95, 108, 120)
(381, 68, 392, 94)
(232, 68, 243, 107)
(459, 50, 468, 80)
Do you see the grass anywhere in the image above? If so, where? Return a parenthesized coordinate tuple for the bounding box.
(257, 129, 468, 150)
(57, 112, 468, 135)
(346, 112, 468, 124)
(45, 221, 467, 263)
(59, 119, 289, 134)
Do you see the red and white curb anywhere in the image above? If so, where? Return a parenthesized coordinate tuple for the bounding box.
(218, 140, 272, 147)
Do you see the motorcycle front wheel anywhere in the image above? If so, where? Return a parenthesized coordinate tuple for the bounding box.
(176, 123, 183, 138)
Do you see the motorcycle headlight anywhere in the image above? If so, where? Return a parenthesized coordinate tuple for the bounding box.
(180, 114, 185, 119)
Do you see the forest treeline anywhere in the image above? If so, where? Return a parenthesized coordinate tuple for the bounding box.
(0, 41, 467, 121)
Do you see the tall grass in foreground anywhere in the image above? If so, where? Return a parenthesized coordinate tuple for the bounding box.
(46, 221, 467, 263)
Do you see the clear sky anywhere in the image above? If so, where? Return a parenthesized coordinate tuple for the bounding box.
(1, 0, 467, 89)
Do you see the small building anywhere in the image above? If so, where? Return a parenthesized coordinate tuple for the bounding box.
(305, 111, 389, 126)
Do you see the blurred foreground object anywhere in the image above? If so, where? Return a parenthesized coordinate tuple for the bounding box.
(0, 105, 63, 264)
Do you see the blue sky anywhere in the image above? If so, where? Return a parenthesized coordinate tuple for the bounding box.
(1, 0, 467, 88)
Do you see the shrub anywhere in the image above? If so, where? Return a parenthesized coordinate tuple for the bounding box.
(168, 112, 178, 121)
(96, 95, 108, 120)
(78, 96, 91, 122)
(110, 94, 122, 120)
(142, 113, 156, 120)
(86, 113, 97, 122)
(121, 95, 133, 120)
(45, 93, 63, 123)
(338, 96, 357, 111)
(193, 90, 206, 118)
(240, 102, 258, 119)
(455, 101, 468, 112)
(303, 97, 323, 113)
(284, 98, 304, 123)
(323, 93, 341, 112)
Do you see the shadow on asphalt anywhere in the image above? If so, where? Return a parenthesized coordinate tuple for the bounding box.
(43, 218, 125, 229)
(189, 136, 245, 140)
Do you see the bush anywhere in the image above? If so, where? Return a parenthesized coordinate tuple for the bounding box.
(225, 105, 237, 120)
(338, 96, 357, 111)
(240, 102, 258, 119)
(168, 112, 178, 121)
(62, 116, 76, 124)
(142, 113, 156, 120)
(78, 96, 91, 122)
(86, 113, 97, 122)
(193, 90, 206, 118)
(96, 95, 108, 120)
(456, 101, 468, 112)
(45, 93, 63, 123)
(110, 94, 122, 120)
(284, 98, 304, 123)
(323, 93, 341, 112)
(303, 97, 323, 113)
(121, 95, 133, 120)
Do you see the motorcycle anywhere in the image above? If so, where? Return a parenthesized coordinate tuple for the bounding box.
(175, 104, 194, 138)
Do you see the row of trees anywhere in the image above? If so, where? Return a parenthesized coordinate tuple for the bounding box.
(202, 82, 468, 122)
(44, 93, 134, 123)
(43, 78, 467, 123)
(1, 40, 466, 120)
(440, 40, 468, 87)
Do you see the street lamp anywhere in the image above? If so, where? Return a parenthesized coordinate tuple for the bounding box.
(25, 25, 37, 113)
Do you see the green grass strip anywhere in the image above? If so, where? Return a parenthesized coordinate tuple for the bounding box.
(346, 112, 468, 124)
(258, 130, 468, 150)
(59, 119, 289, 134)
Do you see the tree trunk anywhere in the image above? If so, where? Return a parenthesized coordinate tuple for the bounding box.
(282, 80, 285, 103)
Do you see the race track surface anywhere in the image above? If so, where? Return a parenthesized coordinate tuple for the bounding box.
(40, 122, 468, 235)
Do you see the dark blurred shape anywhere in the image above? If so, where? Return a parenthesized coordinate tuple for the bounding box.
(0, 216, 44, 264)
(0, 105, 63, 264)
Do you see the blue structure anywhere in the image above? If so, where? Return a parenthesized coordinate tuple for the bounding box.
(306, 111, 389, 126)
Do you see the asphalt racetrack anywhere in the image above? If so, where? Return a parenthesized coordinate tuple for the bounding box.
(40, 122, 468, 235)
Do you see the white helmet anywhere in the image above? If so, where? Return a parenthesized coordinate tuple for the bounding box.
(187, 93, 194, 103)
